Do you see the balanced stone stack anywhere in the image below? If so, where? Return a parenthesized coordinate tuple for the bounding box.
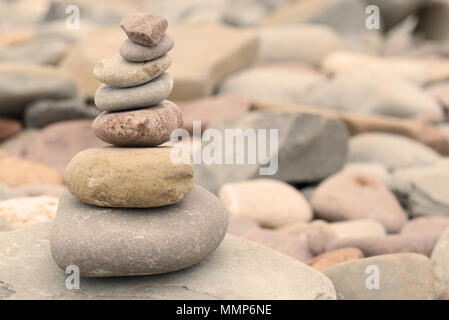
(50, 13, 228, 277)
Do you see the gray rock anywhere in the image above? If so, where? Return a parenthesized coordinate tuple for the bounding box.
(94, 72, 173, 112)
(51, 186, 227, 277)
(392, 160, 449, 217)
(1, 222, 336, 299)
(195, 112, 349, 194)
(119, 35, 174, 62)
(431, 227, 449, 298)
(401, 216, 449, 235)
(415, 0, 449, 41)
(324, 253, 436, 300)
(24, 99, 100, 128)
(0, 63, 78, 117)
(0, 38, 69, 65)
(348, 133, 441, 170)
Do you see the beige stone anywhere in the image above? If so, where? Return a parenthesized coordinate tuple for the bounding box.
(311, 171, 408, 233)
(0, 154, 63, 187)
(0, 196, 58, 230)
(93, 54, 171, 88)
(219, 179, 312, 228)
(65, 146, 194, 208)
(168, 24, 258, 100)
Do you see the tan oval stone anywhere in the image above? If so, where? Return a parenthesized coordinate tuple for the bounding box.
(0, 154, 63, 187)
(65, 146, 194, 208)
(93, 54, 171, 88)
(93, 100, 183, 147)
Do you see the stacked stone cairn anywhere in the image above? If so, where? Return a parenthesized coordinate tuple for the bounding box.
(50, 13, 228, 277)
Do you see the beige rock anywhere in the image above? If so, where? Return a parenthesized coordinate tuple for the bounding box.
(321, 50, 449, 85)
(326, 232, 441, 257)
(311, 171, 408, 233)
(60, 27, 127, 97)
(306, 219, 386, 255)
(65, 146, 194, 208)
(330, 219, 387, 239)
(219, 179, 312, 229)
(169, 24, 259, 100)
(93, 54, 171, 88)
(401, 217, 449, 236)
(0, 196, 58, 229)
(257, 24, 342, 65)
(307, 248, 364, 272)
(0, 154, 63, 187)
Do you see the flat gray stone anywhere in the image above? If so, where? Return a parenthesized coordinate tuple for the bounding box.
(51, 186, 226, 276)
(94, 72, 173, 112)
(0, 63, 78, 117)
(324, 253, 436, 300)
(195, 112, 349, 194)
(0, 222, 336, 299)
(348, 133, 441, 170)
(24, 98, 100, 128)
(119, 35, 174, 62)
